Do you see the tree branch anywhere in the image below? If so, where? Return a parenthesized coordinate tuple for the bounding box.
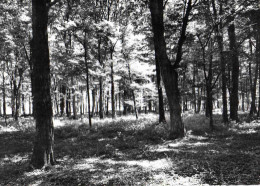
(173, 0, 193, 69)
(211, 71, 221, 89)
(22, 43, 32, 71)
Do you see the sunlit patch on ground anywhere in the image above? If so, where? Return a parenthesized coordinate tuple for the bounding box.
(1, 113, 260, 185)
(1, 154, 29, 164)
(0, 125, 19, 133)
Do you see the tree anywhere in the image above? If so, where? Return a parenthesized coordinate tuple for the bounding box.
(228, 20, 239, 121)
(211, 0, 228, 124)
(30, 0, 56, 169)
(155, 55, 166, 123)
(149, 0, 194, 139)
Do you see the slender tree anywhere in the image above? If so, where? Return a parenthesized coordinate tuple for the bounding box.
(228, 21, 239, 121)
(211, 0, 228, 124)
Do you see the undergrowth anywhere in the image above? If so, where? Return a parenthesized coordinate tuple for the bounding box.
(1, 113, 260, 185)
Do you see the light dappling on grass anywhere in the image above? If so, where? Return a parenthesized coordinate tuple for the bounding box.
(1, 113, 260, 185)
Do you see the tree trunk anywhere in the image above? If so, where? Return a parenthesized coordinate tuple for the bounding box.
(240, 69, 245, 112)
(2, 63, 7, 125)
(123, 90, 127, 115)
(106, 91, 109, 116)
(60, 85, 66, 116)
(14, 89, 20, 121)
(249, 10, 260, 116)
(205, 40, 213, 123)
(150, 0, 190, 139)
(212, 0, 228, 124)
(255, 13, 260, 116)
(97, 37, 104, 119)
(228, 23, 239, 121)
(92, 87, 96, 117)
(11, 79, 15, 117)
(84, 31, 92, 127)
(192, 61, 197, 113)
(155, 55, 166, 123)
(148, 100, 152, 112)
(99, 78, 104, 118)
(111, 51, 116, 119)
(250, 52, 258, 116)
(66, 88, 71, 117)
(71, 77, 77, 119)
(31, 0, 55, 169)
(118, 91, 121, 115)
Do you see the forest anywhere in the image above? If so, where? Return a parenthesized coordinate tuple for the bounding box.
(1, 0, 260, 185)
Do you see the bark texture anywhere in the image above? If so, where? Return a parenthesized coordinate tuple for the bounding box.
(155, 55, 166, 123)
(149, 0, 192, 139)
(31, 0, 55, 169)
(228, 23, 239, 121)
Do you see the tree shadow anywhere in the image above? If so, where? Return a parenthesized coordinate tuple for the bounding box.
(1, 118, 260, 185)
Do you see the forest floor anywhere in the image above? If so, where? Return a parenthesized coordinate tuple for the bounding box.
(0, 113, 260, 185)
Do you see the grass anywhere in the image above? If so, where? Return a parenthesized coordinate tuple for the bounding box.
(0, 113, 260, 185)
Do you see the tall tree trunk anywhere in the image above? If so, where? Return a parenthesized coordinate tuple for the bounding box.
(92, 87, 96, 117)
(155, 55, 166, 123)
(15, 89, 20, 121)
(71, 77, 77, 119)
(228, 23, 239, 121)
(192, 61, 197, 113)
(218, 22, 228, 124)
(106, 91, 109, 116)
(98, 37, 104, 119)
(11, 78, 15, 117)
(123, 90, 127, 115)
(31, 0, 55, 169)
(250, 47, 258, 116)
(84, 31, 92, 127)
(197, 87, 202, 113)
(60, 85, 66, 116)
(2, 63, 7, 125)
(212, 0, 228, 124)
(118, 89, 121, 115)
(66, 88, 71, 117)
(182, 66, 187, 112)
(246, 78, 250, 111)
(249, 9, 260, 116)
(242, 84, 245, 112)
(258, 57, 260, 117)
(110, 51, 116, 119)
(99, 78, 104, 118)
(22, 86, 25, 116)
(205, 40, 213, 129)
(149, 0, 192, 139)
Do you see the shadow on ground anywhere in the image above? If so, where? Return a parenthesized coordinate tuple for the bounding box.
(1, 115, 260, 185)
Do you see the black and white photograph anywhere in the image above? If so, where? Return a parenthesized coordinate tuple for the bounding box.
(0, 0, 260, 185)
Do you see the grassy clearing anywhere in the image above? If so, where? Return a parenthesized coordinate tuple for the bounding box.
(1, 113, 260, 185)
